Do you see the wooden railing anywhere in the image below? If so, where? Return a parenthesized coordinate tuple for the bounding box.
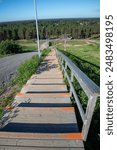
(56, 49, 100, 141)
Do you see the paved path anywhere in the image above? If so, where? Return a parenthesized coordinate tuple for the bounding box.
(0, 52, 37, 87)
(0, 49, 84, 149)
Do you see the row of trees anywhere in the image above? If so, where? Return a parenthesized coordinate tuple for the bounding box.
(0, 18, 100, 41)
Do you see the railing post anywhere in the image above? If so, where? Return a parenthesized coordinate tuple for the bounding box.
(82, 95, 98, 141)
(61, 58, 64, 72)
(71, 71, 74, 82)
(65, 62, 67, 70)
(69, 71, 73, 96)
(64, 62, 67, 78)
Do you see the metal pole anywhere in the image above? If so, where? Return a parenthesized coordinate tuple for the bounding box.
(34, 0, 40, 57)
(64, 33, 66, 51)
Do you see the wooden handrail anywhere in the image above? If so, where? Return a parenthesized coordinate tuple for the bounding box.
(56, 49, 100, 141)
(57, 50, 100, 98)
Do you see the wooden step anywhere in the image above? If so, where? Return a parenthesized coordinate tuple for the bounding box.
(0, 147, 84, 150)
(37, 71, 62, 75)
(16, 93, 70, 98)
(31, 74, 63, 79)
(15, 93, 71, 105)
(27, 78, 64, 85)
(0, 138, 84, 148)
(0, 107, 78, 134)
(21, 84, 68, 94)
(0, 132, 83, 140)
(8, 107, 77, 124)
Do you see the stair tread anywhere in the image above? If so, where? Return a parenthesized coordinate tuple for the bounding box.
(27, 78, 64, 84)
(21, 84, 68, 93)
(0, 138, 84, 148)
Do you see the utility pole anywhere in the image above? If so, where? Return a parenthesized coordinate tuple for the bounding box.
(34, 0, 40, 57)
(64, 33, 67, 51)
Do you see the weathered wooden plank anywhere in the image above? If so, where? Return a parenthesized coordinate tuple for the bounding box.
(0, 132, 83, 140)
(37, 71, 62, 75)
(8, 107, 77, 124)
(0, 139, 84, 148)
(0, 146, 84, 150)
(0, 123, 78, 133)
(16, 93, 70, 98)
(21, 84, 68, 93)
(31, 74, 63, 79)
(27, 78, 64, 85)
(15, 93, 71, 105)
(16, 98, 72, 105)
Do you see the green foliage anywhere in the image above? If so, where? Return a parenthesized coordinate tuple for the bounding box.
(0, 40, 22, 55)
(0, 19, 100, 41)
(14, 55, 40, 86)
(13, 49, 50, 87)
(0, 105, 4, 119)
(49, 42, 52, 46)
(1, 91, 16, 108)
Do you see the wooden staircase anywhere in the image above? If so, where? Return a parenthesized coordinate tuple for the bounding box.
(0, 50, 84, 149)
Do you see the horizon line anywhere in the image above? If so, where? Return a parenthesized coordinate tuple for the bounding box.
(0, 17, 100, 23)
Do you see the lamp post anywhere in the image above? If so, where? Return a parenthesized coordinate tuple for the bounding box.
(64, 33, 67, 51)
(34, 0, 40, 57)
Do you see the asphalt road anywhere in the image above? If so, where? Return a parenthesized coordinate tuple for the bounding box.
(0, 52, 37, 87)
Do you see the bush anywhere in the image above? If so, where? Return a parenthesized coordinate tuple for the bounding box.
(0, 40, 22, 55)
(49, 42, 52, 46)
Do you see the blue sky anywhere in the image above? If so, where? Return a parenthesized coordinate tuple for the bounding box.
(0, 0, 100, 22)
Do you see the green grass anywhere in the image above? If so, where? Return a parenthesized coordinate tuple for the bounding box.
(56, 40, 100, 86)
(16, 40, 37, 52)
(67, 44, 99, 66)
(21, 45, 37, 52)
(17, 40, 36, 45)
(17, 39, 46, 52)
(0, 49, 50, 119)
(67, 40, 87, 45)
(12, 49, 50, 87)
(12, 55, 40, 87)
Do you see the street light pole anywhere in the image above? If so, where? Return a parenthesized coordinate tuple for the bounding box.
(34, 0, 40, 57)
(64, 33, 66, 51)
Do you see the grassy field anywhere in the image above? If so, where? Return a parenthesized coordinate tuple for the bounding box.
(17, 39, 46, 52)
(17, 40, 37, 52)
(54, 39, 100, 86)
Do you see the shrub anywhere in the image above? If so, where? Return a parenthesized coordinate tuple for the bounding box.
(0, 40, 22, 55)
(49, 42, 52, 46)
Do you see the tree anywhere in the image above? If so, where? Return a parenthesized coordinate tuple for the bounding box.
(0, 40, 22, 54)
